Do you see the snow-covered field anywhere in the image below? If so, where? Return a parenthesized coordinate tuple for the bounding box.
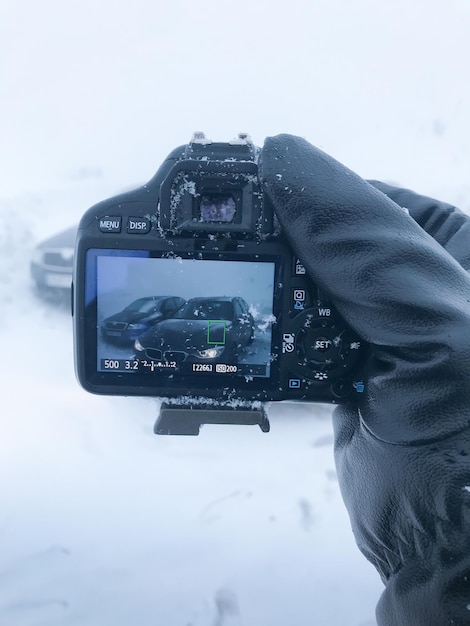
(1, 1, 470, 624)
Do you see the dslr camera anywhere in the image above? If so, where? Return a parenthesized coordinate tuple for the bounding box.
(73, 133, 366, 434)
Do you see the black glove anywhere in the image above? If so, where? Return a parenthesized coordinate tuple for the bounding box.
(258, 134, 470, 625)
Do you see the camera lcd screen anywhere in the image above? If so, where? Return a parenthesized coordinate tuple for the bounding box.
(89, 250, 277, 381)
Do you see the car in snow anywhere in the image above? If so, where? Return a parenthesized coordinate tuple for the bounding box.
(101, 296, 187, 344)
(30, 225, 77, 295)
(134, 296, 255, 365)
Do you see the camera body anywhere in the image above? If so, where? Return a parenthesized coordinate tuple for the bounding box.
(73, 133, 366, 429)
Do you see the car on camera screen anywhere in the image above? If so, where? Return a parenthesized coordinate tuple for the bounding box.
(101, 296, 187, 344)
(134, 296, 255, 364)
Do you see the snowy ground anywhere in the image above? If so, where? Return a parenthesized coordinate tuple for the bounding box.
(1, 1, 470, 624)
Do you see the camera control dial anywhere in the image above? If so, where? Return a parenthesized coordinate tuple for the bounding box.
(283, 309, 364, 383)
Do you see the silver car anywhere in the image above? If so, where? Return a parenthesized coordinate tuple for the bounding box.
(30, 225, 77, 294)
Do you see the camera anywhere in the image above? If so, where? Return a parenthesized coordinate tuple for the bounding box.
(73, 132, 366, 434)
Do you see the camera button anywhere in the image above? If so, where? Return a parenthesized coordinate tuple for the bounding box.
(332, 379, 353, 398)
(293, 258, 307, 276)
(127, 217, 151, 234)
(288, 378, 301, 389)
(98, 216, 122, 233)
(291, 288, 312, 312)
(312, 336, 333, 353)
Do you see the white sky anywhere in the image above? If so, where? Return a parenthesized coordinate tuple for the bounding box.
(1, 0, 470, 201)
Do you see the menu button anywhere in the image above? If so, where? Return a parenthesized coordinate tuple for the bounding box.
(99, 217, 121, 233)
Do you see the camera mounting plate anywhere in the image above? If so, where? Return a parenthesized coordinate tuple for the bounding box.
(154, 402, 270, 436)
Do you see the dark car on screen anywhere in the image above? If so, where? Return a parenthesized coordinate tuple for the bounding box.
(101, 296, 186, 344)
(134, 296, 255, 364)
(30, 225, 77, 296)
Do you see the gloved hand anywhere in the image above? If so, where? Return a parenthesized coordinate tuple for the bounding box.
(258, 134, 470, 625)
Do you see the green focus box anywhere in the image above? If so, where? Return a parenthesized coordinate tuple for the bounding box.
(207, 320, 226, 344)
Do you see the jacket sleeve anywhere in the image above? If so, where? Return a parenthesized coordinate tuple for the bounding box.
(367, 179, 470, 270)
(259, 135, 470, 625)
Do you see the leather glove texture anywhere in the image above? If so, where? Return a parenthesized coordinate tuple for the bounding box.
(258, 134, 470, 625)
